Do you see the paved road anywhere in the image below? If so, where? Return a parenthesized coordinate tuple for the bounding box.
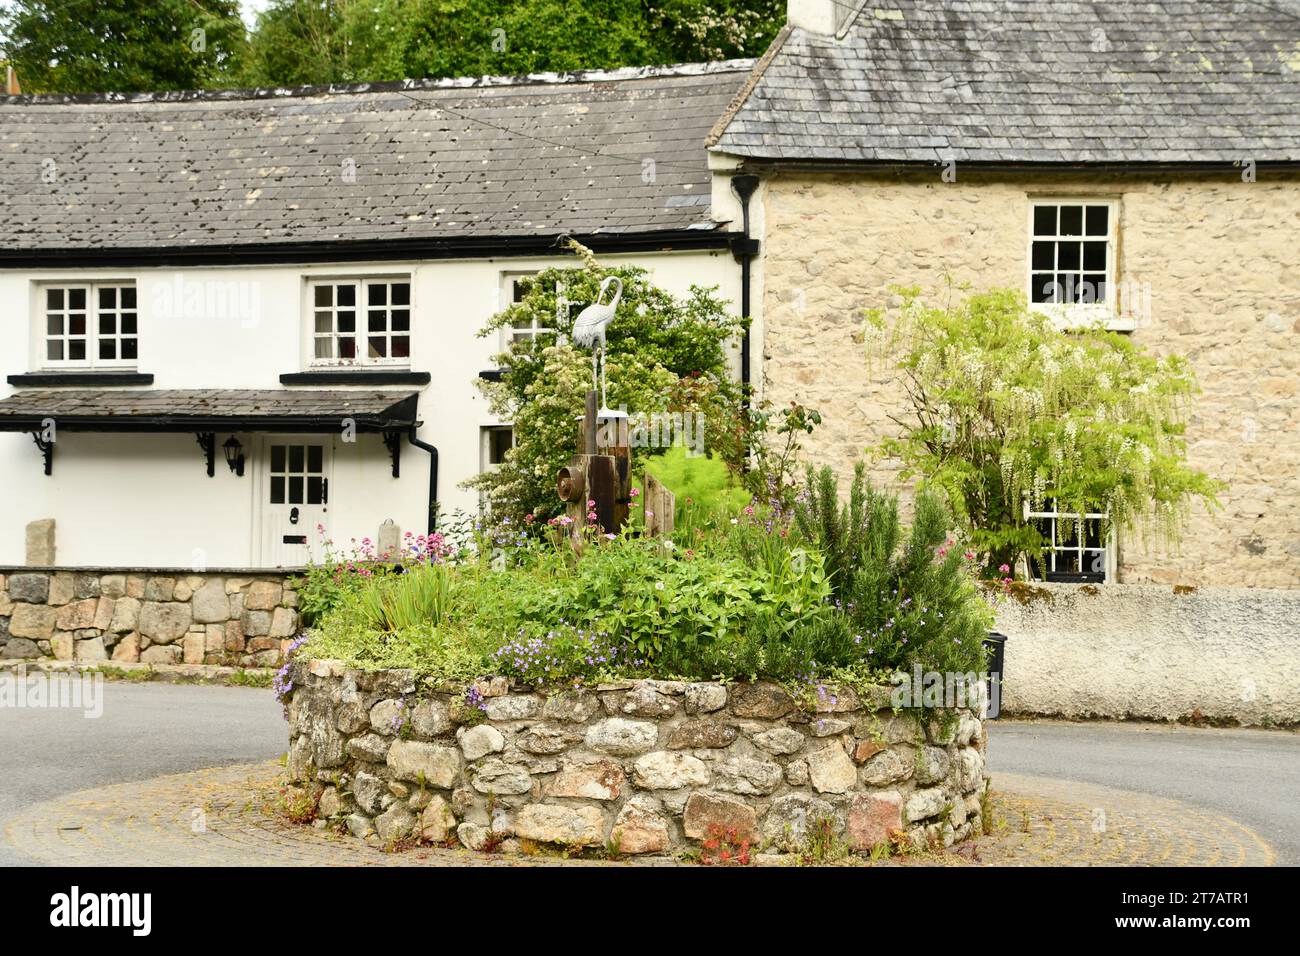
(0, 676, 285, 866)
(990, 720, 1300, 865)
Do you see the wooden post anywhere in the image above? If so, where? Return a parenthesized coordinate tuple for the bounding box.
(557, 390, 631, 548)
(643, 472, 675, 540)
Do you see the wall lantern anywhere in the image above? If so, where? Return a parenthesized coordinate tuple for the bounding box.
(222, 436, 246, 476)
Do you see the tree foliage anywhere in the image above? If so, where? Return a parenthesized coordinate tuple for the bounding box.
(865, 286, 1224, 577)
(466, 240, 747, 525)
(1, 0, 246, 93)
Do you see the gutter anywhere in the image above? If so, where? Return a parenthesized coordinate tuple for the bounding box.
(406, 429, 440, 537)
(728, 175, 761, 398)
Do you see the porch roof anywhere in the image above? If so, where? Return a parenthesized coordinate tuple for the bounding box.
(0, 389, 420, 432)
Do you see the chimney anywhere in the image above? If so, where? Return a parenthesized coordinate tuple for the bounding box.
(6, 66, 20, 96)
(787, 0, 861, 35)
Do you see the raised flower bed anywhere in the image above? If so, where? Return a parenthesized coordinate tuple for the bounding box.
(286, 661, 987, 858)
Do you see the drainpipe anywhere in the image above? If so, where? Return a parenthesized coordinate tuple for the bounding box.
(729, 174, 761, 400)
(406, 429, 439, 536)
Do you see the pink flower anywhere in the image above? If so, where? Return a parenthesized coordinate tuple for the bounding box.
(999, 563, 1011, 574)
(587, 499, 596, 508)
(964, 550, 975, 561)
(629, 488, 640, 498)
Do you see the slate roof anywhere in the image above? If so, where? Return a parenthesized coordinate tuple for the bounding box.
(0, 62, 751, 250)
(710, 0, 1300, 163)
(0, 389, 419, 431)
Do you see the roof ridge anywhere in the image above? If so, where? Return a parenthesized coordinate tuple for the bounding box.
(0, 59, 756, 108)
(705, 26, 793, 150)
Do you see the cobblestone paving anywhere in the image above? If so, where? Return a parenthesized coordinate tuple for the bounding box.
(1, 762, 1275, 867)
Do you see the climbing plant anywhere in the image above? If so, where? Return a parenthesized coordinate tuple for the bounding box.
(864, 286, 1224, 577)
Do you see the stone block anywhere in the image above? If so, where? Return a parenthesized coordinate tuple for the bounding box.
(8, 573, 49, 604)
(143, 577, 175, 602)
(191, 580, 230, 623)
(514, 804, 606, 847)
(9, 603, 56, 640)
(245, 581, 282, 610)
(111, 633, 140, 662)
(182, 632, 205, 664)
(24, 519, 55, 566)
(48, 573, 74, 606)
(138, 602, 191, 643)
(546, 758, 625, 801)
(100, 575, 127, 599)
(75, 636, 108, 661)
(141, 644, 181, 665)
(386, 740, 460, 788)
(54, 599, 98, 631)
(682, 792, 757, 843)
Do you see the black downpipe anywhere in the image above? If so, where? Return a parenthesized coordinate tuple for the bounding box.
(729, 174, 761, 398)
(406, 429, 439, 536)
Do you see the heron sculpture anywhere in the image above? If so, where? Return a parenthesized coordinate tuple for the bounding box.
(571, 275, 622, 410)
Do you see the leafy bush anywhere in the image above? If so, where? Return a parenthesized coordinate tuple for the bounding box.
(865, 286, 1223, 576)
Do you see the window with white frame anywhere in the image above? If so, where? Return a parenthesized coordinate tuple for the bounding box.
(1024, 501, 1114, 583)
(1028, 200, 1118, 325)
(480, 425, 514, 471)
(41, 283, 138, 366)
(310, 277, 410, 364)
(499, 273, 555, 345)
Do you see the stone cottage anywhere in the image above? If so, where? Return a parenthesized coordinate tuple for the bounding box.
(707, 0, 1300, 589)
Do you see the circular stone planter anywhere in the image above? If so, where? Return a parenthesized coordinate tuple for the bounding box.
(286, 660, 988, 856)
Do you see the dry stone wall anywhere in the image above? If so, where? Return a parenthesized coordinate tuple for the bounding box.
(0, 568, 299, 666)
(287, 661, 988, 857)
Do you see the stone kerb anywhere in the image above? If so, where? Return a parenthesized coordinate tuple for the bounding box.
(287, 661, 988, 857)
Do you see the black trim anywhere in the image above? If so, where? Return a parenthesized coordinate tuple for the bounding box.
(382, 431, 402, 478)
(196, 432, 216, 477)
(478, 369, 505, 382)
(31, 431, 53, 476)
(7, 372, 154, 387)
(733, 158, 1300, 175)
(0, 230, 733, 269)
(406, 430, 440, 537)
(280, 370, 431, 386)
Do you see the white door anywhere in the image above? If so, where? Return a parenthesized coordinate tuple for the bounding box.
(262, 438, 331, 567)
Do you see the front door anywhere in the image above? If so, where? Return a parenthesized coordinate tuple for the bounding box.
(262, 438, 331, 567)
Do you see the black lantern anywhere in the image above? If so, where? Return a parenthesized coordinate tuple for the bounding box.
(222, 436, 245, 476)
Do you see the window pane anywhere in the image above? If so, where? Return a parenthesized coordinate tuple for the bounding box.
(289, 477, 304, 505)
(288, 445, 304, 472)
(512, 279, 527, 303)
(315, 312, 333, 334)
(99, 339, 116, 360)
(271, 445, 286, 472)
(314, 285, 333, 307)
(1082, 241, 1106, 271)
(1085, 205, 1108, 236)
(1083, 275, 1106, 302)
(121, 287, 136, 308)
(1031, 241, 1054, 270)
(121, 339, 138, 360)
(307, 477, 324, 505)
(1030, 275, 1055, 303)
(1033, 205, 1056, 235)
(392, 309, 409, 331)
(1059, 205, 1083, 236)
(307, 445, 323, 472)
(121, 313, 137, 334)
(340, 338, 356, 359)
(47, 288, 64, 310)
(47, 315, 63, 335)
(338, 311, 355, 333)
(47, 341, 63, 361)
(392, 336, 410, 358)
(69, 341, 86, 360)
(70, 315, 86, 336)
(270, 476, 285, 504)
(368, 336, 387, 358)
(69, 288, 86, 309)
(314, 338, 333, 359)
(1057, 242, 1081, 269)
(99, 287, 117, 308)
(368, 283, 387, 306)
(337, 284, 356, 307)
(99, 313, 116, 335)
(368, 310, 387, 332)
(391, 283, 410, 306)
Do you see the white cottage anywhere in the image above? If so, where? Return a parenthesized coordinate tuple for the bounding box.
(0, 63, 753, 664)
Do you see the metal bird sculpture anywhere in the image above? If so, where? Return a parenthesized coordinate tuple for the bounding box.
(571, 276, 622, 410)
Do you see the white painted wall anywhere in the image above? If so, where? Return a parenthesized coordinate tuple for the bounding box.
(0, 249, 740, 568)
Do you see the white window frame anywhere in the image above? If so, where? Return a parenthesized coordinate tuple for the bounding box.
(1026, 198, 1131, 331)
(38, 281, 139, 369)
(1023, 501, 1116, 584)
(307, 275, 412, 367)
(480, 424, 515, 472)
(498, 272, 556, 349)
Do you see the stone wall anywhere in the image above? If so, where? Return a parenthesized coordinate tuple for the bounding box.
(287, 662, 988, 857)
(755, 168, 1300, 587)
(0, 568, 300, 666)
(995, 582, 1300, 726)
